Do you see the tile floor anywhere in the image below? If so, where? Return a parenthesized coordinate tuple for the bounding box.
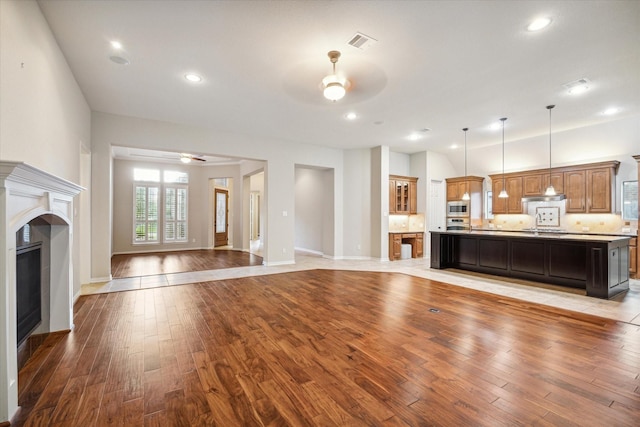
(82, 251, 640, 326)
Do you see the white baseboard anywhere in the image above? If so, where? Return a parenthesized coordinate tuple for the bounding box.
(112, 246, 209, 255)
(264, 260, 296, 267)
(294, 247, 323, 256)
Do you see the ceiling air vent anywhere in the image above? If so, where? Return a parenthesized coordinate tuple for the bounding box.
(347, 32, 378, 50)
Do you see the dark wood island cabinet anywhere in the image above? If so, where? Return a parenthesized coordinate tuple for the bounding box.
(431, 230, 630, 299)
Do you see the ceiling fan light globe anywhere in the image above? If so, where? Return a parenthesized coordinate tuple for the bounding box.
(324, 82, 345, 101)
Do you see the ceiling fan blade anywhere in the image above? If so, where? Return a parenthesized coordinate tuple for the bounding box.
(191, 156, 206, 162)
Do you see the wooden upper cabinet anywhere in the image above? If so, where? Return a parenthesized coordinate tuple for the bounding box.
(523, 174, 544, 196)
(389, 175, 418, 214)
(446, 181, 467, 201)
(491, 161, 618, 215)
(492, 178, 507, 214)
(587, 168, 612, 213)
(543, 172, 564, 194)
(565, 166, 615, 213)
(506, 176, 523, 213)
(408, 180, 417, 214)
(490, 176, 522, 214)
(565, 170, 586, 212)
(523, 172, 564, 197)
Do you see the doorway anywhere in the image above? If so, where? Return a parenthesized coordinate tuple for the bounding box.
(214, 188, 229, 247)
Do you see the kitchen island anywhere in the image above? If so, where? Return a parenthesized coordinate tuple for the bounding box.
(430, 230, 630, 299)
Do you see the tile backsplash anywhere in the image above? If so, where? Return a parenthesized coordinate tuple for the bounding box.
(389, 213, 425, 232)
(488, 200, 637, 235)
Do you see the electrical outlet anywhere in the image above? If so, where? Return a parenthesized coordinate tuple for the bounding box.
(582, 226, 590, 232)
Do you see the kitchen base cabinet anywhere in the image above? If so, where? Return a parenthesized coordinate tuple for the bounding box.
(630, 237, 637, 279)
(389, 232, 423, 260)
(431, 231, 630, 299)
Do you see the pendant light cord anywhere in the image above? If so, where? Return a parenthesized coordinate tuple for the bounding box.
(501, 118, 507, 188)
(463, 127, 469, 198)
(463, 128, 468, 177)
(547, 105, 555, 179)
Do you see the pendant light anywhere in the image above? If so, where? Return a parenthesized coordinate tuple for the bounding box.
(498, 117, 509, 198)
(461, 128, 470, 201)
(322, 51, 347, 101)
(544, 105, 557, 196)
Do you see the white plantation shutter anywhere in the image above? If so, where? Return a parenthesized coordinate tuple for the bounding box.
(165, 186, 187, 242)
(134, 185, 159, 242)
(133, 168, 189, 244)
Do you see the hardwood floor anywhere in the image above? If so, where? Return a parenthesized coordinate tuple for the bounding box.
(14, 270, 640, 426)
(111, 249, 263, 278)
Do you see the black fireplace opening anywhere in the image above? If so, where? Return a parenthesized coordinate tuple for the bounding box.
(16, 242, 42, 346)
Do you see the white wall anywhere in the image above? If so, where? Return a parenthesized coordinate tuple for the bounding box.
(390, 152, 411, 176)
(342, 149, 372, 258)
(91, 112, 345, 272)
(0, 0, 90, 296)
(294, 167, 326, 254)
(448, 115, 640, 210)
(371, 146, 389, 260)
(112, 159, 209, 254)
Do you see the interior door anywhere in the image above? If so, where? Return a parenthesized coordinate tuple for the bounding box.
(214, 188, 229, 247)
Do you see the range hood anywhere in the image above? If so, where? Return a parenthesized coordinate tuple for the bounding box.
(522, 194, 566, 202)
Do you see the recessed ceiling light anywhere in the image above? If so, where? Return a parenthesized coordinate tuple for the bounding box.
(110, 41, 123, 50)
(602, 107, 619, 116)
(345, 112, 358, 120)
(450, 144, 458, 149)
(408, 133, 421, 141)
(185, 73, 202, 83)
(109, 55, 130, 65)
(527, 17, 552, 31)
(564, 78, 590, 95)
(489, 122, 501, 131)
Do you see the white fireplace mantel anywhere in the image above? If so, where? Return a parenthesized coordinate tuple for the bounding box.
(0, 161, 83, 423)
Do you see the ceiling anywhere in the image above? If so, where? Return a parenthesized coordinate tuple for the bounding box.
(38, 1, 640, 161)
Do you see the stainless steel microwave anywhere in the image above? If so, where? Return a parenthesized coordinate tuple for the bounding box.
(447, 201, 470, 217)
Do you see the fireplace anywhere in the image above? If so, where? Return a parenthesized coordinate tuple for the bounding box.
(16, 241, 42, 346)
(0, 162, 82, 423)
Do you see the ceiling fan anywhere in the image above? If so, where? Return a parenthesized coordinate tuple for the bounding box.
(180, 153, 206, 163)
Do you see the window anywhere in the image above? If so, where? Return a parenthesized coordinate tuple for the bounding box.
(164, 170, 189, 184)
(133, 168, 189, 243)
(485, 191, 494, 219)
(622, 180, 638, 220)
(134, 185, 159, 242)
(134, 168, 160, 182)
(164, 186, 188, 242)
